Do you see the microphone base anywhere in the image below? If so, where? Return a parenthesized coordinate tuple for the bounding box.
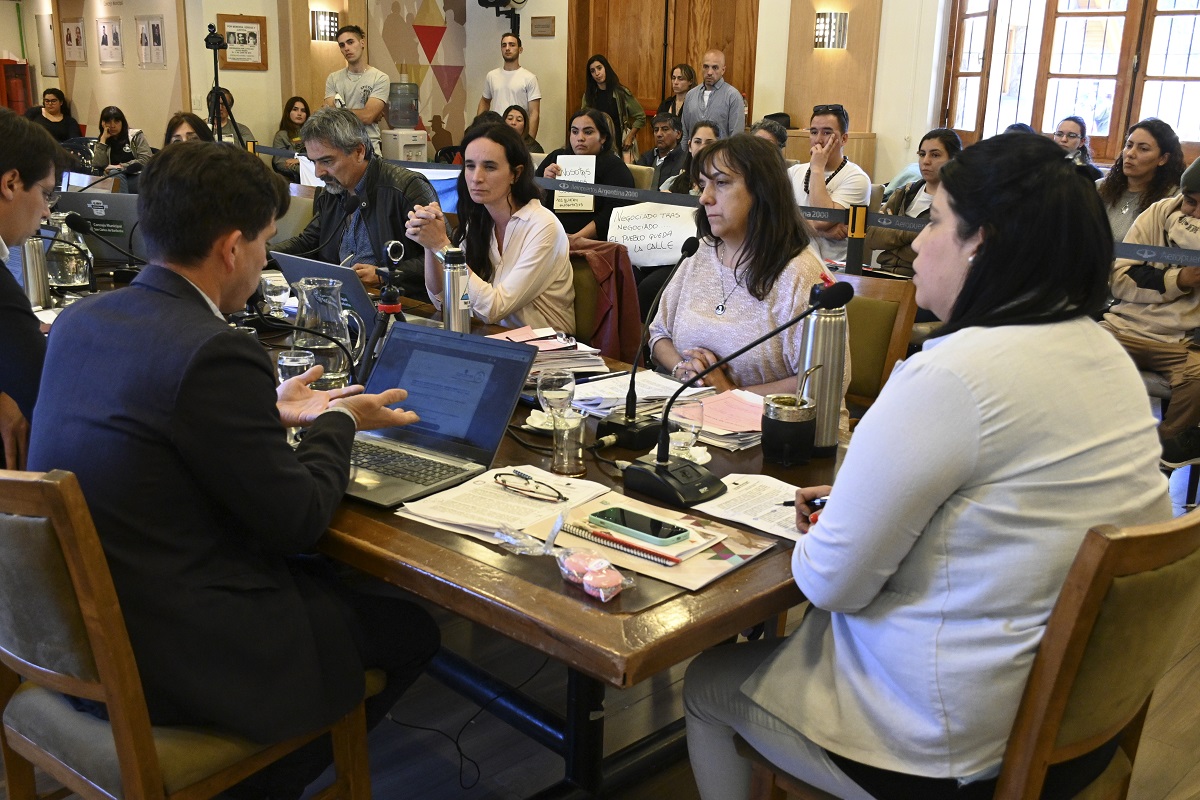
(596, 411, 662, 450)
(623, 454, 727, 508)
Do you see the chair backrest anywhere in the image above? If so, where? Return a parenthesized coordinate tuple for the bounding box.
(571, 255, 599, 345)
(836, 273, 918, 409)
(0, 469, 164, 798)
(627, 163, 655, 191)
(869, 182, 885, 212)
(995, 510, 1200, 799)
(269, 185, 318, 245)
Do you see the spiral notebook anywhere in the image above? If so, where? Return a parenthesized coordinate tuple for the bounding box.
(562, 523, 681, 567)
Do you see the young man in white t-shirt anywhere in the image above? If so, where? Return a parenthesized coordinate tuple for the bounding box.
(325, 24, 389, 154)
(476, 32, 542, 140)
(788, 103, 870, 264)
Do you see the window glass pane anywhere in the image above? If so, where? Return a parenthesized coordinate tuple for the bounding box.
(1041, 78, 1116, 135)
(1139, 80, 1200, 139)
(966, 0, 990, 12)
(954, 76, 981, 129)
(1059, 0, 1127, 9)
(982, 0, 1048, 136)
(1145, 14, 1200, 76)
(1050, 16, 1124, 73)
(960, 15, 988, 71)
(1158, 0, 1200, 10)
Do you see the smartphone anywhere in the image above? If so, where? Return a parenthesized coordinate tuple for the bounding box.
(588, 508, 691, 546)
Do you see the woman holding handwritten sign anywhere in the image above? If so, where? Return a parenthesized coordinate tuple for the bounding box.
(406, 123, 574, 333)
(536, 108, 634, 243)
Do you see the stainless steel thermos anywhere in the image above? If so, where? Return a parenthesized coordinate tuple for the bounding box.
(443, 247, 471, 333)
(801, 304, 847, 458)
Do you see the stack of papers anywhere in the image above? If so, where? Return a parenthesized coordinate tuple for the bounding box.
(487, 326, 608, 381)
(572, 370, 713, 418)
(669, 390, 764, 451)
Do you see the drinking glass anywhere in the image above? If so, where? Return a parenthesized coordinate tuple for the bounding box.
(277, 350, 316, 448)
(536, 369, 576, 419)
(261, 276, 290, 317)
(667, 398, 704, 460)
(551, 410, 587, 477)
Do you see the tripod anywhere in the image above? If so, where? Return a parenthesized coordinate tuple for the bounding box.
(359, 240, 410, 386)
(203, 24, 246, 149)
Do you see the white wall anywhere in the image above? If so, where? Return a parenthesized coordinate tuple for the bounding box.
(870, 0, 950, 184)
(184, 0, 283, 146)
(1, 1, 28, 62)
(752, 0, 792, 122)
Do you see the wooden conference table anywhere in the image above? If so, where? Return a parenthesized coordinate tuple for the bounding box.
(314, 303, 836, 798)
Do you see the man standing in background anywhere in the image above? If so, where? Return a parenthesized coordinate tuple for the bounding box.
(681, 50, 745, 141)
(326, 24, 390, 154)
(476, 32, 542, 141)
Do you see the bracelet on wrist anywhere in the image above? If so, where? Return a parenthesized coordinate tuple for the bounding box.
(670, 359, 688, 379)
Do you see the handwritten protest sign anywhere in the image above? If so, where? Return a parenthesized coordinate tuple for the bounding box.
(608, 202, 698, 267)
(552, 155, 596, 213)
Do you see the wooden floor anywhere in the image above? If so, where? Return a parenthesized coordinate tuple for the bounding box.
(6, 592, 1200, 799)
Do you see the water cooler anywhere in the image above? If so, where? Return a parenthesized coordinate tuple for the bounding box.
(382, 76, 427, 162)
(381, 129, 427, 162)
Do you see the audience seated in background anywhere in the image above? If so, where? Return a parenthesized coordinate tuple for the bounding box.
(207, 87, 257, 146)
(536, 108, 635, 242)
(864, 127, 961, 277)
(274, 107, 438, 296)
(787, 103, 870, 264)
(163, 111, 214, 148)
(637, 113, 686, 187)
(272, 96, 310, 183)
(406, 123, 574, 333)
(650, 135, 847, 400)
(503, 104, 543, 153)
(92, 105, 152, 175)
(23, 88, 82, 142)
(681, 50, 745, 141)
(0, 109, 64, 469)
(580, 54, 645, 162)
(683, 132, 1170, 800)
(28, 139, 439, 800)
(1097, 118, 1184, 243)
(1102, 157, 1200, 466)
(662, 120, 720, 194)
(1053, 115, 1102, 181)
(749, 118, 788, 152)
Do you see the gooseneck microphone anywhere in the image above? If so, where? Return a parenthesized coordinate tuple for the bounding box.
(64, 213, 146, 266)
(596, 236, 699, 449)
(286, 193, 365, 258)
(622, 281, 855, 507)
(78, 160, 144, 192)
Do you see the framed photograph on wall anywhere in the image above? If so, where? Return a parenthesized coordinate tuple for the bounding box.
(136, 15, 167, 70)
(217, 14, 268, 71)
(97, 18, 124, 68)
(63, 19, 86, 65)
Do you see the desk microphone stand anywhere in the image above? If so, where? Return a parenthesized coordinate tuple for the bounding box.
(360, 240, 408, 386)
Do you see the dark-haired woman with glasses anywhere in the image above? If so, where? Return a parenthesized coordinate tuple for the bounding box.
(92, 106, 152, 175)
(24, 88, 82, 142)
(682, 132, 1168, 800)
(1052, 116, 1101, 180)
(1097, 118, 1184, 242)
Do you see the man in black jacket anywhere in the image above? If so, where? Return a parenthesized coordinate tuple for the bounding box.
(275, 107, 439, 298)
(29, 140, 439, 800)
(0, 109, 63, 468)
(636, 113, 686, 188)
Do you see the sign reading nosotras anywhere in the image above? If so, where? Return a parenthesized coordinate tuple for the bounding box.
(608, 203, 698, 268)
(552, 155, 596, 213)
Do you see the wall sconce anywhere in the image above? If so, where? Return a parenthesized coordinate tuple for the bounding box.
(814, 12, 849, 49)
(311, 10, 339, 41)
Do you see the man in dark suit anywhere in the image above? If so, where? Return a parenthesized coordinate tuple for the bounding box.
(0, 109, 63, 469)
(28, 140, 439, 800)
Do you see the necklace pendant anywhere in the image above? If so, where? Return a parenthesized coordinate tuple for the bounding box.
(715, 303, 726, 316)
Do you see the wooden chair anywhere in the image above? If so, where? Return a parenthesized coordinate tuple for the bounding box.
(836, 273, 918, 412)
(0, 469, 374, 800)
(627, 163, 655, 191)
(736, 507, 1200, 799)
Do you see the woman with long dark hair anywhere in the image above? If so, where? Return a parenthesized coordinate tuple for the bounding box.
(24, 88, 82, 142)
(580, 54, 645, 161)
(163, 112, 214, 147)
(682, 132, 1168, 800)
(864, 127, 962, 276)
(1097, 117, 1184, 242)
(92, 106, 152, 174)
(272, 96, 310, 183)
(1053, 115, 1101, 180)
(663, 120, 720, 193)
(502, 104, 543, 153)
(536, 108, 635, 242)
(649, 134, 843, 395)
(405, 123, 574, 332)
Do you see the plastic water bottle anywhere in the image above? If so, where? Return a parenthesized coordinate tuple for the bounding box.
(443, 248, 471, 333)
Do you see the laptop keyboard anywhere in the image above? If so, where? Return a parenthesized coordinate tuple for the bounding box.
(351, 441, 469, 486)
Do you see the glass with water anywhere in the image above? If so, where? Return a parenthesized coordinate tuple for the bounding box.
(277, 350, 315, 447)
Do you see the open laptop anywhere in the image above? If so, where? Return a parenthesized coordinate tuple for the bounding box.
(345, 322, 537, 507)
(53, 191, 146, 267)
(271, 251, 379, 325)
